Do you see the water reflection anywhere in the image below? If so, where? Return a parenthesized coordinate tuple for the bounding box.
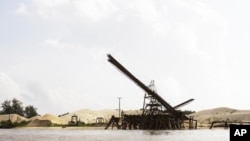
(143, 130, 169, 135)
(0, 128, 228, 141)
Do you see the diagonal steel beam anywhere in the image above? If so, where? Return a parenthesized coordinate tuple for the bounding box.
(107, 54, 181, 118)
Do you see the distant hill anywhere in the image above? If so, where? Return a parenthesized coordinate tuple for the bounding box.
(189, 107, 250, 127)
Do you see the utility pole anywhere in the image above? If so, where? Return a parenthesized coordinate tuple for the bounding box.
(118, 97, 122, 119)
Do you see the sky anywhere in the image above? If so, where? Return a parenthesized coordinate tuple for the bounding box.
(0, 0, 250, 115)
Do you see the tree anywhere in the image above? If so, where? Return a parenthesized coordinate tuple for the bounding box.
(1, 98, 39, 117)
(24, 105, 38, 118)
(11, 98, 24, 116)
(1, 100, 12, 114)
(1, 100, 13, 121)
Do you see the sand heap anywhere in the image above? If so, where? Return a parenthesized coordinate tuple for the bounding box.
(41, 114, 64, 124)
(60, 109, 143, 125)
(0, 114, 28, 123)
(59, 109, 119, 124)
(27, 109, 122, 126)
(122, 110, 142, 115)
(36, 109, 142, 125)
(27, 119, 52, 127)
(0, 109, 121, 127)
(27, 114, 65, 126)
(190, 107, 250, 127)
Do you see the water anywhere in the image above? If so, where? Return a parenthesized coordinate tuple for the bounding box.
(0, 128, 229, 141)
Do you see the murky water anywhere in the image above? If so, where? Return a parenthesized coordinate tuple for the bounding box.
(0, 128, 229, 141)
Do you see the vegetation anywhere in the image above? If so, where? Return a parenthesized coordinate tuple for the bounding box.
(0, 120, 14, 128)
(0, 98, 38, 118)
(0, 120, 30, 128)
(0, 98, 38, 128)
(24, 105, 38, 118)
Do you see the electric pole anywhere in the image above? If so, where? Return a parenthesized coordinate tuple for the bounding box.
(118, 97, 122, 119)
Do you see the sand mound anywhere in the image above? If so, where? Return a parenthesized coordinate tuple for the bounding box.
(192, 107, 236, 115)
(58, 109, 142, 125)
(27, 119, 52, 127)
(0, 114, 27, 123)
(40, 114, 63, 125)
(27, 109, 117, 126)
(190, 107, 250, 126)
(122, 110, 142, 115)
(59, 109, 118, 124)
(28, 115, 41, 121)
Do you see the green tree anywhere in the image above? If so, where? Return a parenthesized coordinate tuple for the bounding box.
(1, 98, 39, 117)
(24, 105, 38, 118)
(1, 100, 12, 114)
(11, 98, 24, 116)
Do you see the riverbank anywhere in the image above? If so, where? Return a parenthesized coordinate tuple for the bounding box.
(1, 107, 250, 128)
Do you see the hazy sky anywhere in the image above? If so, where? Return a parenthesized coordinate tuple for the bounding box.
(1, 0, 250, 115)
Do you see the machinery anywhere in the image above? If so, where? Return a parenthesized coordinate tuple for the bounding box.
(105, 54, 197, 130)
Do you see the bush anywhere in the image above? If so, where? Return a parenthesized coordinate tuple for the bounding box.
(0, 120, 14, 128)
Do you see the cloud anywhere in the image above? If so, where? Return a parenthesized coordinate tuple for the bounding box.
(24, 81, 69, 114)
(16, 0, 118, 21)
(35, 0, 69, 7)
(0, 72, 22, 102)
(33, 0, 71, 19)
(157, 76, 183, 105)
(44, 38, 60, 47)
(44, 38, 80, 49)
(8, 0, 249, 113)
(89, 47, 109, 62)
(133, 0, 160, 23)
(15, 3, 29, 15)
(73, 0, 118, 21)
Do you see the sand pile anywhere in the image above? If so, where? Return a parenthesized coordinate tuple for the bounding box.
(0, 114, 27, 123)
(57, 109, 142, 125)
(40, 114, 65, 125)
(190, 107, 250, 126)
(59, 109, 119, 124)
(27, 119, 52, 127)
(28, 115, 41, 121)
(122, 110, 142, 115)
(27, 114, 66, 126)
(2, 109, 121, 126)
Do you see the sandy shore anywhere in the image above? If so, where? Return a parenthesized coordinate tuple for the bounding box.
(16, 126, 106, 130)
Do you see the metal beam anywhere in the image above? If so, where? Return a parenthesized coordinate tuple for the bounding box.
(107, 54, 180, 118)
(174, 99, 194, 109)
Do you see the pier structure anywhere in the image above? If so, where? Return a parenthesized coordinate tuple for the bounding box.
(105, 54, 197, 130)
